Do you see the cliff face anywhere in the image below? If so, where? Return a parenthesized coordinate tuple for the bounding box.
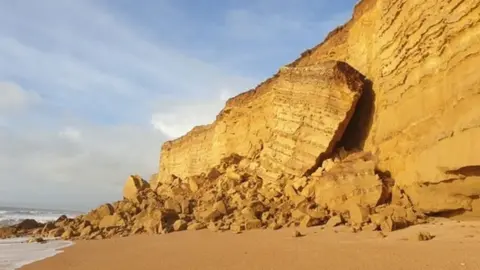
(158, 0, 480, 216)
(294, 0, 480, 215)
(159, 61, 366, 182)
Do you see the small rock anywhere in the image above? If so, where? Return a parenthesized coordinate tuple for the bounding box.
(188, 178, 199, 193)
(0, 227, 17, 239)
(99, 214, 126, 229)
(416, 231, 435, 241)
(284, 184, 305, 206)
(48, 227, 65, 238)
(94, 234, 105, 240)
(305, 207, 328, 220)
(173, 219, 188, 231)
(208, 222, 219, 232)
(164, 198, 182, 213)
(300, 216, 321, 228)
(214, 201, 228, 215)
(244, 219, 263, 230)
(84, 203, 114, 225)
(27, 237, 46, 244)
(16, 219, 41, 230)
(61, 228, 75, 240)
(268, 222, 282, 230)
(369, 213, 385, 225)
(230, 223, 243, 234)
(380, 216, 394, 233)
(80, 226, 93, 237)
(241, 207, 257, 220)
(226, 169, 242, 182)
(180, 200, 192, 214)
(377, 232, 387, 238)
(362, 223, 379, 231)
(187, 222, 206, 231)
(348, 204, 370, 225)
(77, 220, 92, 231)
(105, 228, 118, 238)
(250, 201, 267, 216)
(55, 215, 69, 223)
(291, 209, 306, 221)
(292, 230, 304, 238)
(326, 215, 343, 227)
(350, 226, 361, 233)
(199, 208, 223, 222)
(261, 212, 271, 223)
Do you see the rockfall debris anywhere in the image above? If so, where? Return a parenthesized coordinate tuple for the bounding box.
(2, 0, 479, 240)
(1, 151, 426, 240)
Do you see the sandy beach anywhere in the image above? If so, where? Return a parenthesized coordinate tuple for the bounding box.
(20, 219, 480, 270)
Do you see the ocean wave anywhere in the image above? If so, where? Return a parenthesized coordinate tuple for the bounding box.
(0, 208, 83, 227)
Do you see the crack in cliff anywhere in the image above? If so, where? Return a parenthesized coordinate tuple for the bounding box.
(416, 167, 480, 189)
(446, 165, 480, 177)
(430, 208, 467, 218)
(336, 79, 376, 151)
(304, 78, 375, 176)
(416, 166, 480, 187)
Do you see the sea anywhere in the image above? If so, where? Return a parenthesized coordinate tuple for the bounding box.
(0, 206, 83, 270)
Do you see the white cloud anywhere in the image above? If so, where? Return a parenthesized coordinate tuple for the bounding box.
(59, 127, 82, 142)
(0, 1, 256, 122)
(151, 101, 223, 139)
(0, 0, 355, 210)
(0, 0, 256, 210)
(0, 82, 40, 114)
(0, 123, 166, 210)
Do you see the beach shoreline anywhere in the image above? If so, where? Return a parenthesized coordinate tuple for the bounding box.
(0, 238, 73, 270)
(19, 218, 480, 270)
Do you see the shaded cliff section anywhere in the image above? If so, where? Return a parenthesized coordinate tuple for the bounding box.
(157, 0, 480, 218)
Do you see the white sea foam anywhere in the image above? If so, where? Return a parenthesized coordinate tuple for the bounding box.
(0, 207, 83, 227)
(0, 238, 73, 270)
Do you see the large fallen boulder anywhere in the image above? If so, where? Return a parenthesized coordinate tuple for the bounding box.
(306, 151, 387, 212)
(159, 60, 366, 184)
(123, 175, 150, 202)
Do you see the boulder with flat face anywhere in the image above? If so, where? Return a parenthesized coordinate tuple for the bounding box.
(123, 175, 150, 202)
(310, 151, 386, 213)
(84, 203, 115, 225)
(158, 60, 366, 184)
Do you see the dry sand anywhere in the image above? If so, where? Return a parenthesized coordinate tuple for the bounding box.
(21, 218, 480, 270)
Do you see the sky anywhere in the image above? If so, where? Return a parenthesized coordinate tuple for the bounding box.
(0, 0, 357, 211)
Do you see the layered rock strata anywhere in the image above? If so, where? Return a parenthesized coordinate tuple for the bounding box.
(158, 61, 366, 184)
(2, 0, 478, 241)
(158, 0, 480, 215)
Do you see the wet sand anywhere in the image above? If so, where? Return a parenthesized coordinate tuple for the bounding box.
(21, 218, 480, 270)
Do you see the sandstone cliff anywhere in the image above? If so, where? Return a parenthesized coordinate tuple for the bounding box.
(291, 0, 480, 216)
(157, 0, 480, 217)
(159, 61, 365, 183)
(2, 0, 478, 242)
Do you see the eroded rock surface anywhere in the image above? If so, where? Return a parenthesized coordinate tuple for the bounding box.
(290, 0, 480, 214)
(159, 61, 366, 183)
(158, 0, 480, 215)
(2, 0, 478, 241)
